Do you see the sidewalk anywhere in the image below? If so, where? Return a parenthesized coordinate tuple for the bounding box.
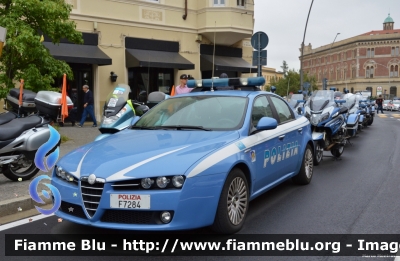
(0, 122, 100, 218)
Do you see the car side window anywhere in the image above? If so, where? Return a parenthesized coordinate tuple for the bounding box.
(251, 96, 274, 129)
(270, 96, 294, 124)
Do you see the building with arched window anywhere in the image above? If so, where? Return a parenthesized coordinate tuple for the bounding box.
(300, 14, 400, 99)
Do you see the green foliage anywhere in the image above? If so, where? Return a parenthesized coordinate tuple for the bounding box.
(0, 0, 83, 99)
(266, 63, 318, 97)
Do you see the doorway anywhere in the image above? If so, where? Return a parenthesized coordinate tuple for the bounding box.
(53, 63, 94, 123)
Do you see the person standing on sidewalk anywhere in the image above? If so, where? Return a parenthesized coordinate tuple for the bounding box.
(175, 74, 192, 95)
(376, 95, 384, 114)
(77, 85, 97, 127)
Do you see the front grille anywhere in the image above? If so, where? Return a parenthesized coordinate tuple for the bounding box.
(59, 201, 87, 219)
(81, 180, 104, 217)
(100, 210, 174, 224)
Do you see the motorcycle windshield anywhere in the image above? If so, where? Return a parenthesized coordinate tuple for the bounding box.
(342, 94, 356, 110)
(288, 94, 304, 108)
(104, 84, 131, 116)
(309, 90, 334, 111)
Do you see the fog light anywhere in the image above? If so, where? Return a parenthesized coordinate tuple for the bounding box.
(160, 211, 171, 224)
(141, 178, 154, 189)
(172, 176, 184, 188)
(156, 177, 169, 188)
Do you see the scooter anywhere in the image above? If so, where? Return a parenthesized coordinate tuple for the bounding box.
(95, 84, 149, 141)
(303, 89, 350, 165)
(0, 114, 58, 181)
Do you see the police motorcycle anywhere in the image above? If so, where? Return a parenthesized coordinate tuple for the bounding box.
(0, 111, 58, 181)
(95, 84, 149, 141)
(334, 91, 359, 138)
(289, 91, 308, 115)
(354, 93, 372, 128)
(304, 89, 350, 165)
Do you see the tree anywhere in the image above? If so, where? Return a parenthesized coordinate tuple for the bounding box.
(0, 0, 83, 99)
(280, 60, 289, 77)
(266, 69, 317, 97)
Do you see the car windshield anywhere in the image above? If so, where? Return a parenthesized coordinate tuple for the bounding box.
(288, 94, 304, 107)
(393, 101, 400, 104)
(133, 96, 248, 130)
(309, 90, 335, 111)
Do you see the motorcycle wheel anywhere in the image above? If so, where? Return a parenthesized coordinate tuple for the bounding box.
(330, 144, 344, 158)
(314, 142, 323, 166)
(2, 158, 39, 181)
(367, 117, 374, 126)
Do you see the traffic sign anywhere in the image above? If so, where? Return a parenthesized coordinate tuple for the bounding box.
(251, 31, 269, 50)
(252, 50, 267, 66)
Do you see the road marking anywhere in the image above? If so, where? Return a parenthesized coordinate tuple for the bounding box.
(0, 213, 54, 231)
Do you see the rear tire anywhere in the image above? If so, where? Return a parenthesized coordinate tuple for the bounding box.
(3, 160, 39, 181)
(367, 117, 374, 126)
(292, 144, 314, 185)
(330, 144, 344, 158)
(212, 168, 249, 234)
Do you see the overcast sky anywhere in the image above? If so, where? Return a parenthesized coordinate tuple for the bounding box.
(253, 0, 399, 72)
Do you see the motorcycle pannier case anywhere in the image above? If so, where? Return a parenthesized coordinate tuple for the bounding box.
(34, 91, 73, 120)
(346, 114, 358, 128)
(6, 88, 37, 113)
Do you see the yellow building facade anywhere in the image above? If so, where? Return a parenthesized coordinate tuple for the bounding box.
(11, 0, 256, 121)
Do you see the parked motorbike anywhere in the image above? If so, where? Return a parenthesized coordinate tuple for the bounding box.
(304, 90, 349, 165)
(3, 88, 37, 117)
(288, 93, 307, 115)
(336, 92, 359, 138)
(0, 114, 58, 181)
(95, 84, 149, 141)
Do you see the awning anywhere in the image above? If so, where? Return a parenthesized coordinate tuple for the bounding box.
(43, 42, 112, 65)
(126, 49, 194, 69)
(201, 54, 257, 72)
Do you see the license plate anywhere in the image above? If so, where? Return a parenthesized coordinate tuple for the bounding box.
(110, 194, 150, 209)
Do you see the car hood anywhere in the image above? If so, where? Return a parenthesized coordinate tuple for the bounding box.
(57, 130, 240, 181)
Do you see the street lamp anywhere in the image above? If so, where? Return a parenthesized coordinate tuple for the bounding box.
(300, 0, 314, 92)
(323, 33, 340, 89)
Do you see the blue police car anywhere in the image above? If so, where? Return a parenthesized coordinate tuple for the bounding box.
(51, 77, 315, 234)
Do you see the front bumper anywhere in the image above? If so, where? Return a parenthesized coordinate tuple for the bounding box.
(51, 173, 226, 231)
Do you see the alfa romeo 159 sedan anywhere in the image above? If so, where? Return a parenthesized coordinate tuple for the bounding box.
(51, 89, 315, 234)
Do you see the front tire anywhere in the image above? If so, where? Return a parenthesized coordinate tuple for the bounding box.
(330, 144, 344, 158)
(292, 144, 314, 185)
(367, 116, 374, 126)
(212, 168, 249, 234)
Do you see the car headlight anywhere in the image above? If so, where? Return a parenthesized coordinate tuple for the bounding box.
(55, 166, 75, 182)
(172, 176, 185, 188)
(141, 178, 154, 189)
(156, 177, 170, 188)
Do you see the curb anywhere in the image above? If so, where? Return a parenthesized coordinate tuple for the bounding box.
(0, 193, 52, 218)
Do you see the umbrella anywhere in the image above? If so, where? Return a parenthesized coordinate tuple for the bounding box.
(61, 74, 68, 122)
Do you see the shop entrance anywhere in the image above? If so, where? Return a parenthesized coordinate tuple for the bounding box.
(53, 63, 94, 123)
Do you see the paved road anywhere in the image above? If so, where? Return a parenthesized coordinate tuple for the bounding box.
(1, 114, 400, 261)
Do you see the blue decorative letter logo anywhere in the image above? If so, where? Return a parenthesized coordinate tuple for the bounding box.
(34, 125, 60, 172)
(30, 125, 62, 215)
(29, 175, 61, 215)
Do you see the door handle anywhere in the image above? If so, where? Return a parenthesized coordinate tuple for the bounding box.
(279, 135, 285, 140)
(298, 128, 303, 133)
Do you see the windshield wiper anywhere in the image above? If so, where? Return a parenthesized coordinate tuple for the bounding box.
(130, 126, 157, 130)
(159, 125, 212, 131)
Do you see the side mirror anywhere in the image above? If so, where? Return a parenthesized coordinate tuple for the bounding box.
(256, 117, 278, 131)
(130, 116, 140, 126)
(297, 100, 306, 103)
